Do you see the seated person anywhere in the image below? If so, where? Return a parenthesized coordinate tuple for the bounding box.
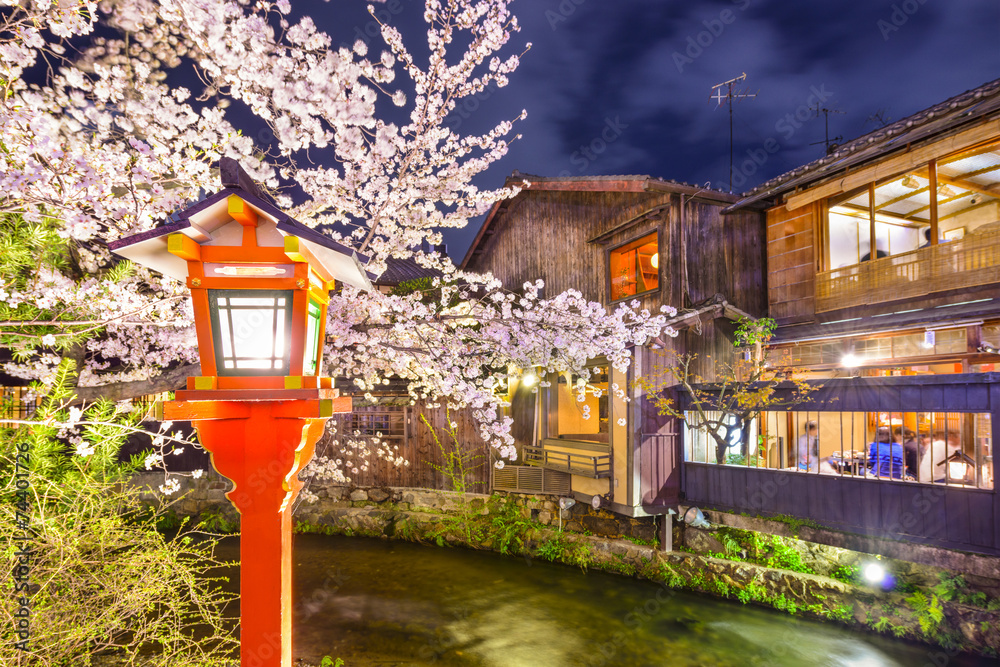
(899, 427, 919, 478)
(860, 248, 888, 262)
(913, 431, 933, 482)
(920, 431, 962, 483)
(868, 426, 905, 479)
(796, 420, 819, 472)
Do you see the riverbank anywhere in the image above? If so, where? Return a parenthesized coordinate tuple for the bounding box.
(135, 473, 1000, 659)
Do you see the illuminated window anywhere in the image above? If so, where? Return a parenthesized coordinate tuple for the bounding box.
(549, 365, 609, 443)
(209, 289, 293, 376)
(825, 141, 1000, 269)
(303, 299, 322, 376)
(609, 232, 658, 301)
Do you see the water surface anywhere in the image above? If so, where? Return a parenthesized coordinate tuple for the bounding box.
(215, 535, 997, 666)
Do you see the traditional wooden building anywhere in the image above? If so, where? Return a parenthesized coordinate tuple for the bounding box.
(698, 77, 1000, 555)
(326, 248, 493, 491)
(461, 174, 767, 514)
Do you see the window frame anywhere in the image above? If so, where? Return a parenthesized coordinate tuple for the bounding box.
(607, 230, 660, 303)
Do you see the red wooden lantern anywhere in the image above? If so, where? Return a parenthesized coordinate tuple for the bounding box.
(109, 158, 371, 667)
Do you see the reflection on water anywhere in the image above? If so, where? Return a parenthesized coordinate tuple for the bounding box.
(214, 535, 996, 667)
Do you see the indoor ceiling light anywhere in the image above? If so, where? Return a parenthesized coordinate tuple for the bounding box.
(650, 252, 659, 269)
(938, 184, 957, 198)
(901, 175, 921, 189)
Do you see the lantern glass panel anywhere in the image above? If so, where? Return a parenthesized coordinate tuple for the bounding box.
(303, 299, 322, 376)
(209, 289, 293, 375)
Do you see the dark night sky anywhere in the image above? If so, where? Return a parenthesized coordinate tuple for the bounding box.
(226, 1, 1000, 259)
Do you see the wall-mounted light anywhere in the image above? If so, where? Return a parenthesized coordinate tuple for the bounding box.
(863, 562, 885, 585)
(650, 252, 659, 269)
(922, 330, 936, 350)
(841, 353, 860, 368)
(521, 371, 538, 388)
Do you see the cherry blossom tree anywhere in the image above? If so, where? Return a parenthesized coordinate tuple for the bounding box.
(0, 0, 677, 477)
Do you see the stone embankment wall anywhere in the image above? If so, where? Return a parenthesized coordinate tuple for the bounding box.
(132, 472, 1000, 658)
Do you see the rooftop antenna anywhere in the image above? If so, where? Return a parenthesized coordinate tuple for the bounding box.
(808, 105, 846, 155)
(710, 72, 758, 193)
(865, 108, 892, 129)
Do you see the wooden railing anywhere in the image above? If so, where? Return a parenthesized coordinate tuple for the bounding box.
(816, 227, 1000, 312)
(524, 438, 612, 478)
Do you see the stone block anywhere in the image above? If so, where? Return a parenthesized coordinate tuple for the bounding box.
(683, 527, 725, 555)
(581, 515, 622, 537)
(349, 489, 368, 502)
(368, 488, 391, 503)
(537, 510, 553, 525)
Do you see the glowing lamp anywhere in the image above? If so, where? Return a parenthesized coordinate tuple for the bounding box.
(108, 158, 374, 667)
(109, 158, 372, 391)
(841, 353, 860, 368)
(863, 562, 885, 585)
(945, 450, 976, 484)
(650, 252, 659, 269)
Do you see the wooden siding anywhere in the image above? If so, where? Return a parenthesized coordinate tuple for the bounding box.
(467, 190, 672, 303)
(319, 403, 490, 492)
(466, 189, 766, 319)
(465, 187, 767, 508)
(767, 202, 818, 325)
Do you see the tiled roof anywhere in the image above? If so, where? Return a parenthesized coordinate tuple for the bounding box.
(375, 255, 442, 287)
(461, 173, 739, 269)
(725, 77, 1000, 212)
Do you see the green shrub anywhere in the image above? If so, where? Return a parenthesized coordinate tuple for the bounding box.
(198, 508, 239, 534)
(906, 591, 944, 636)
(0, 380, 237, 666)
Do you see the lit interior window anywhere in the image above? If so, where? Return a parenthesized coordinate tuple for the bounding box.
(210, 289, 293, 376)
(610, 232, 658, 300)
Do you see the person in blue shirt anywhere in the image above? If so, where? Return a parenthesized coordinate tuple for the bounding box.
(868, 426, 905, 479)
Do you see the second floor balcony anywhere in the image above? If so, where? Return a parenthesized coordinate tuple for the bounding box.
(816, 226, 1000, 313)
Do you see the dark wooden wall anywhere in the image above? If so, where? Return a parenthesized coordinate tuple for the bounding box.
(468, 190, 672, 303)
(467, 189, 766, 321)
(466, 186, 768, 508)
(767, 201, 818, 325)
(317, 403, 491, 492)
(684, 464, 997, 555)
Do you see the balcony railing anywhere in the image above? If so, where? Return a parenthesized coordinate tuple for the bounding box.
(525, 438, 612, 478)
(816, 227, 1000, 312)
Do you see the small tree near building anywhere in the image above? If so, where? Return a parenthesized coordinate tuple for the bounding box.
(640, 317, 818, 466)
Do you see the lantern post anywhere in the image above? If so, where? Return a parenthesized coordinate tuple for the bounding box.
(109, 158, 372, 666)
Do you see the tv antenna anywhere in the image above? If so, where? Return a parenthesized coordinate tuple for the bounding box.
(808, 105, 845, 155)
(710, 72, 758, 193)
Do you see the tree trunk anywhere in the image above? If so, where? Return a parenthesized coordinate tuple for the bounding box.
(69, 363, 199, 406)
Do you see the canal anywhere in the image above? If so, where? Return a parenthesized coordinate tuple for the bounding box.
(214, 534, 995, 666)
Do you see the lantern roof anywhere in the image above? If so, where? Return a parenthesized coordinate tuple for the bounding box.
(108, 158, 374, 291)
